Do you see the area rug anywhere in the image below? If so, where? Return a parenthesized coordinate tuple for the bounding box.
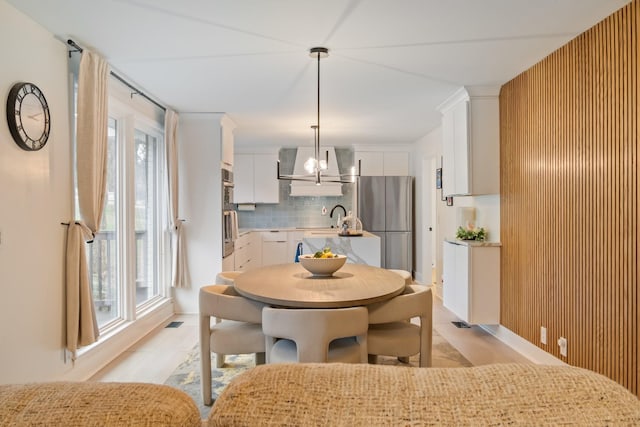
(164, 330, 472, 419)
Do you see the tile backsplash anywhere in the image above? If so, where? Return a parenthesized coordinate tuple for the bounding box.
(237, 148, 355, 229)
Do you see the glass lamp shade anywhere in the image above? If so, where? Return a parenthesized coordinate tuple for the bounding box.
(304, 157, 317, 174)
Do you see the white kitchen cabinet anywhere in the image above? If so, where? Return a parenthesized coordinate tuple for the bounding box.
(253, 154, 279, 203)
(233, 154, 254, 203)
(355, 151, 409, 176)
(249, 231, 262, 267)
(438, 87, 499, 196)
(355, 152, 384, 176)
(383, 152, 409, 176)
(220, 115, 236, 171)
(234, 232, 254, 271)
(442, 241, 500, 324)
(222, 252, 235, 272)
(261, 231, 289, 265)
(233, 153, 279, 203)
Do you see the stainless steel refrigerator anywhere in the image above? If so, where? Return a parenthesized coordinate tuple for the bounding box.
(358, 176, 414, 273)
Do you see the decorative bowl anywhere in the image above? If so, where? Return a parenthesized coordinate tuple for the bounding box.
(299, 254, 347, 276)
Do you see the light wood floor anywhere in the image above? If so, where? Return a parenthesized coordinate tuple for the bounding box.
(89, 295, 530, 383)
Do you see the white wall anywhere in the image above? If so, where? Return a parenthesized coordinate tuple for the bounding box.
(412, 127, 442, 290)
(0, 1, 73, 383)
(443, 195, 501, 242)
(414, 122, 501, 298)
(174, 113, 224, 313)
(0, 1, 178, 383)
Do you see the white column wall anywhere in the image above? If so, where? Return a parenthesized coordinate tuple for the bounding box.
(174, 113, 224, 313)
(0, 1, 73, 383)
(412, 127, 442, 291)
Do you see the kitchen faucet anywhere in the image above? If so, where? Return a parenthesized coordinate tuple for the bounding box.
(329, 204, 347, 228)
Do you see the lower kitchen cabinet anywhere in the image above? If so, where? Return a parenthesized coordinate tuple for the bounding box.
(249, 231, 261, 267)
(442, 240, 500, 324)
(261, 231, 289, 265)
(222, 252, 234, 272)
(231, 232, 262, 271)
(234, 233, 252, 271)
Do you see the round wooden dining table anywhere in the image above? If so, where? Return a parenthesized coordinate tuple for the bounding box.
(233, 263, 405, 308)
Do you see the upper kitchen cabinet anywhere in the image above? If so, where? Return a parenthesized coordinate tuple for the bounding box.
(383, 152, 410, 175)
(438, 87, 499, 196)
(220, 115, 236, 171)
(234, 152, 280, 204)
(234, 154, 254, 203)
(355, 152, 384, 176)
(355, 151, 409, 176)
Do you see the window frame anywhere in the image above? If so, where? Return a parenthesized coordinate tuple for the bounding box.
(92, 79, 170, 332)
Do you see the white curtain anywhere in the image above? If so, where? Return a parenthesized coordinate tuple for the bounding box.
(165, 109, 188, 288)
(65, 49, 110, 359)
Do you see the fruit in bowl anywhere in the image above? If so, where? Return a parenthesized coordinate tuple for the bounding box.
(299, 249, 347, 276)
(313, 247, 338, 258)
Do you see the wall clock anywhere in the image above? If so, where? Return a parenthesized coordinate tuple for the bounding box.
(6, 82, 51, 151)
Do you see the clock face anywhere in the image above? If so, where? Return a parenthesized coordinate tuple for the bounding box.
(6, 82, 51, 151)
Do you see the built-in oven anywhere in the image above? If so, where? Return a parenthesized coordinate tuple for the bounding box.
(222, 169, 236, 258)
(223, 210, 235, 258)
(222, 169, 234, 211)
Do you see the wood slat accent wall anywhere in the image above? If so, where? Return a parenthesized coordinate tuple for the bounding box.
(500, 1, 638, 395)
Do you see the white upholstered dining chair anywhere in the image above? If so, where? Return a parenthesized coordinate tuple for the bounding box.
(388, 269, 413, 285)
(215, 271, 242, 285)
(199, 284, 265, 405)
(262, 306, 369, 364)
(367, 284, 433, 367)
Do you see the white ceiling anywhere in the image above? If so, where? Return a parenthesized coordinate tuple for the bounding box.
(7, 0, 630, 148)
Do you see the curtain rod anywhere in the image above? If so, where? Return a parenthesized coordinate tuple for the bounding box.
(67, 39, 167, 112)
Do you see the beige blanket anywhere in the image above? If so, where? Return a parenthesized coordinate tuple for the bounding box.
(210, 363, 640, 426)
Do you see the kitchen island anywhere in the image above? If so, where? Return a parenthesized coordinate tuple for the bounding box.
(302, 230, 381, 267)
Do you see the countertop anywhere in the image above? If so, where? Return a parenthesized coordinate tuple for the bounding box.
(237, 227, 381, 266)
(444, 239, 501, 247)
(238, 227, 352, 236)
(303, 230, 377, 239)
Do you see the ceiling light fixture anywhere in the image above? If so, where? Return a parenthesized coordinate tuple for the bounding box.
(277, 47, 359, 185)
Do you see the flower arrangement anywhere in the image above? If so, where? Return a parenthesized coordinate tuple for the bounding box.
(456, 225, 487, 241)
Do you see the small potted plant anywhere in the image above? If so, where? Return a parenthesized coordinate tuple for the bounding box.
(455, 225, 487, 241)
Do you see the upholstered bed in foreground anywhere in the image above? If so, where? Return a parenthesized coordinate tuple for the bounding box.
(209, 363, 640, 426)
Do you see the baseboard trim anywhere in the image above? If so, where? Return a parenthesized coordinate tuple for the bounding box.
(479, 324, 567, 366)
(62, 300, 175, 381)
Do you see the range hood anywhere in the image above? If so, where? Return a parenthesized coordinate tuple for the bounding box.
(290, 146, 343, 196)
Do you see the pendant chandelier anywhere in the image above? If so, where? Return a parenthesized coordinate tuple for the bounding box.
(277, 47, 360, 185)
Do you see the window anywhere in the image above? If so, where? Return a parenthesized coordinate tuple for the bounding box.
(87, 78, 168, 330)
(133, 129, 161, 306)
(89, 118, 120, 325)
